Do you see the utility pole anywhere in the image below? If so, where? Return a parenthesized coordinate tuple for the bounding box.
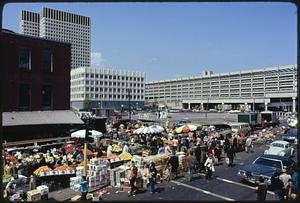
(84, 118, 91, 177)
(127, 89, 131, 120)
(205, 97, 209, 118)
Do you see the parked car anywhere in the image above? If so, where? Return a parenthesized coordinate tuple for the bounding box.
(264, 140, 294, 157)
(282, 128, 297, 143)
(175, 118, 191, 128)
(238, 154, 295, 185)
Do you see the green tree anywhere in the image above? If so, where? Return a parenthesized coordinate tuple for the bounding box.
(83, 98, 91, 111)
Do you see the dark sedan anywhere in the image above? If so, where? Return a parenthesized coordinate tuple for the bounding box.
(282, 128, 297, 143)
(238, 155, 295, 185)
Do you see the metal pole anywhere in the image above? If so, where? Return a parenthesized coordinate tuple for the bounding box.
(84, 122, 89, 177)
(83, 142, 87, 177)
(128, 89, 131, 120)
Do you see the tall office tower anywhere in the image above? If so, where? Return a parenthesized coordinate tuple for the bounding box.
(19, 10, 40, 37)
(20, 7, 91, 69)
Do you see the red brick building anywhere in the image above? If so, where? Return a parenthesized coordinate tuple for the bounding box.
(1, 29, 71, 112)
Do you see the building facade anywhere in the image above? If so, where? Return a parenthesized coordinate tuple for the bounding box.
(20, 10, 40, 37)
(71, 67, 145, 110)
(145, 65, 297, 112)
(20, 7, 91, 69)
(1, 30, 71, 112)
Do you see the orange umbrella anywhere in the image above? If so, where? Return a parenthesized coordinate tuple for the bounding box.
(182, 125, 190, 133)
(80, 148, 94, 156)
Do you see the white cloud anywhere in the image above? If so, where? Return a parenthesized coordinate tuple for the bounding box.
(149, 57, 158, 63)
(91, 52, 105, 67)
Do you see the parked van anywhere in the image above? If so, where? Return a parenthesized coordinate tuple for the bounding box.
(228, 122, 251, 135)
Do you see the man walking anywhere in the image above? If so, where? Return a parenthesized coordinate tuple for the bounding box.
(226, 144, 235, 167)
(256, 176, 267, 201)
(128, 161, 138, 197)
(187, 151, 197, 182)
(271, 172, 284, 200)
(168, 152, 179, 180)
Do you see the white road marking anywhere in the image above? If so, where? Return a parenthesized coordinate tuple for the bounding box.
(215, 177, 275, 195)
(171, 180, 235, 201)
(194, 174, 275, 196)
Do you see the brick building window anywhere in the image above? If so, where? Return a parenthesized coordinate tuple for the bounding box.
(19, 48, 31, 70)
(42, 85, 52, 110)
(42, 51, 53, 72)
(19, 84, 30, 111)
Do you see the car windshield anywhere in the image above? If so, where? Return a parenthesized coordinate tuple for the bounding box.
(271, 143, 284, 148)
(254, 157, 282, 169)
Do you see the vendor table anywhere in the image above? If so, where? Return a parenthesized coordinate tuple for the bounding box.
(36, 174, 76, 190)
(110, 160, 124, 169)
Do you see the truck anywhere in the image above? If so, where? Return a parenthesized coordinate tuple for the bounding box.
(238, 112, 258, 129)
(258, 111, 279, 127)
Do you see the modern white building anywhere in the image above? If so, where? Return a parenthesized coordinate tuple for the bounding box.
(20, 7, 91, 69)
(71, 67, 145, 110)
(145, 64, 297, 112)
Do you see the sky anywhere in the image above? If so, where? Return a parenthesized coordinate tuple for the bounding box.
(2, 2, 297, 81)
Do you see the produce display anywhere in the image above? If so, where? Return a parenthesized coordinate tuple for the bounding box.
(142, 149, 151, 157)
(107, 154, 118, 159)
(34, 166, 52, 176)
(119, 152, 132, 161)
(3, 174, 12, 183)
(112, 144, 122, 153)
(53, 165, 74, 171)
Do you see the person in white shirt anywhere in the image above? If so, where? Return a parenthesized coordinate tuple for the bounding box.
(279, 169, 292, 198)
(5, 174, 27, 197)
(245, 137, 253, 153)
(107, 143, 113, 157)
(165, 143, 172, 155)
(204, 154, 215, 180)
(123, 143, 129, 153)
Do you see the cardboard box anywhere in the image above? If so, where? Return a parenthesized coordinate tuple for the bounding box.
(27, 189, 41, 201)
(122, 186, 131, 192)
(87, 193, 93, 200)
(36, 185, 49, 195)
(71, 195, 81, 201)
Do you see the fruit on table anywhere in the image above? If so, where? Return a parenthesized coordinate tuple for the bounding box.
(119, 152, 132, 161)
(112, 144, 122, 152)
(107, 154, 117, 159)
(54, 165, 73, 171)
(34, 166, 52, 176)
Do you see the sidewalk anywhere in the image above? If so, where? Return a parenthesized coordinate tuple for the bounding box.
(48, 184, 109, 201)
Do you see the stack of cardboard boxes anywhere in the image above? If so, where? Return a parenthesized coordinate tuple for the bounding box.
(87, 158, 109, 188)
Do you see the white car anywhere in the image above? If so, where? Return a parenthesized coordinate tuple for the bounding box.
(264, 140, 294, 157)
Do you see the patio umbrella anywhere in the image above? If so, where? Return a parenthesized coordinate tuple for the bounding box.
(134, 126, 160, 135)
(174, 124, 198, 134)
(64, 143, 76, 154)
(71, 129, 103, 138)
(149, 125, 164, 133)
